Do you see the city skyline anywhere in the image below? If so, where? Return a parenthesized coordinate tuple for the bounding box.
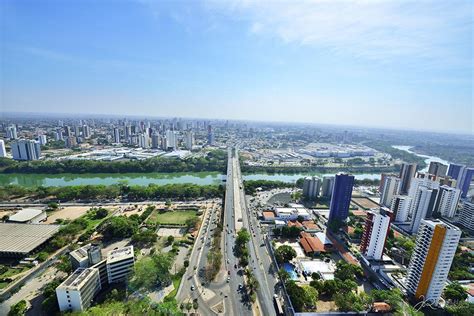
(1, 0, 473, 134)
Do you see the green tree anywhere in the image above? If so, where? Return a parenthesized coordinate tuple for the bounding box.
(100, 216, 138, 240)
(8, 300, 27, 316)
(334, 261, 363, 281)
(444, 282, 468, 303)
(445, 302, 474, 316)
(335, 292, 369, 312)
(275, 245, 297, 263)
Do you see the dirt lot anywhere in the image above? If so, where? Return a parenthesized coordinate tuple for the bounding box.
(351, 197, 380, 210)
(45, 206, 112, 223)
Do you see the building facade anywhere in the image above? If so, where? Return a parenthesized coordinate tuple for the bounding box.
(11, 139, 41, 161)
(380, 176, 401, 208)
(360, 208, 393, 260)
(328, 173, 355, 226)
(405, 219, 461, 305)
(56, 267, 102, 312)
(399, 163, 417, 194)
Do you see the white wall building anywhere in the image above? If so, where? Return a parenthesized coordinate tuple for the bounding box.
(390, 195, 412, 222)
(405, 219, 461, 305)
(274, 207, 311, 221)
(360, 208, 392, 260)
(0, 139, 6, 157)
(56, 267, 101, 312)
(7, 208, 46, 224)
(459, 201, 474, 230)
(380, 176, 401, 208)
(435, 185, 461, 218)
(409, 186, 439, 233)
(302, 176, 321, 200)
(11, 139, 41, 161)
(185, 131, 194, 150)
(106, 246, 135, 283)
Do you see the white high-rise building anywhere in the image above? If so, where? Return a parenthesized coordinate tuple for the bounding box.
(56, 267, 101, 312)
(151, 131, 160, 149)
(185, 131, 194, 150)
(405, 219, 461, 305)
(459, 201, 474, 230)
(409, 186, 439, 233)
(380, 176, 401, 208)
(113, 128, 120, 144)
(390, 195, 412, 222)
(302, 176, 321, 200)
(138, 133, 149, 148)
(38, 134, 47, 146)
(434, 185, 461, 218)
(0, 139, 6, 158)
(11, 139, 41, 161)
(7, 125, 18, 140)
(165, 130, 177, 150)
(321, 176, 335, 198)
(106, 246, 135, 283)
(360, 207, 392, 260)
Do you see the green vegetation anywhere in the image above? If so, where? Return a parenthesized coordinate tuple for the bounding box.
(130, 253, 173, 290)
(334, 292, 370, 312)
(148, 210, 198, 225)
(333, 261, 363, 281)
(275, 245, 297, 263)
(445, 301, 474, 316)
(284, 279, 319, 312)
(364, 141, 427, 170)
(8, 300, 28, 316)
(244, 268, 259, 303)
(386, 233, 415, 260)
(241, 163, 398, 175)
(205, 222, 223, 281)
(0, 183, 224, 202)
(443, 282, 468, 303)
(449, 248, 474, 281)
(1, 150, 227, 174)
(100, 216, 139, 240)
(235, 228, 251, 266)
(77, 297, 181, 315)
(243, 179, 294, 195)
(272, 225, 302, 238)
(41, 279, 62, 315)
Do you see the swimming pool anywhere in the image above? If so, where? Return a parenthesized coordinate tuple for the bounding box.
(283, 263, 298, 280)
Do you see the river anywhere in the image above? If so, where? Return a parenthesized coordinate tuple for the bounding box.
(392, 145, 450, 172)
(0, 171, 383, 188)
(0, 147, 446, 187)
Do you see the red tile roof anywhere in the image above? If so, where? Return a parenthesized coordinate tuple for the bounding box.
(299, 232, 326, 253)
(263, 211, 275, 219)
(288, 220, 303, 228)
(372, 302, 391, 312)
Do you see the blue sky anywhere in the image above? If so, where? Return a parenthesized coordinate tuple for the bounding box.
(1, 0, 472, 134)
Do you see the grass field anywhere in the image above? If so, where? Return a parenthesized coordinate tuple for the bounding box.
(149, 210, 197, 225)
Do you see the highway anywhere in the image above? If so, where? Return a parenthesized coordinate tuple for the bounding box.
(177, 147, 277, 315)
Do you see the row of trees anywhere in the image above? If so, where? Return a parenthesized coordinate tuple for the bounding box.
(205, 223, 223, 281)
(0, 183, 224, 202)
(1, 150, 227, 174)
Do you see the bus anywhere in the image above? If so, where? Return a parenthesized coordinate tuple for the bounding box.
(273, 295, 284, 316)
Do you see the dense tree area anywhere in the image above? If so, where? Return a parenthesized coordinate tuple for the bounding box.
(1, 150, 227, 174)
(334, 291, 370, 312)
(334, 261, 363, 281)
(235, 228, 251, 266)
(78, 297, 181, 315)
(444, 282, 468, 303)
(99, 216, 139, 240)
(130, 253, 174, 291)
(275, 245, 297, 263)
(0, 183, 224, 202)
(41, 279, 63, 315)
(284, 280, 319, 312)
(8, 300, 28, 316)
(445, 302, 474, 316)
(243, 180, 293, 194)
(272, 225, 302, 238)
(449, 249, 474, 281)
(241, 163, 399, 175)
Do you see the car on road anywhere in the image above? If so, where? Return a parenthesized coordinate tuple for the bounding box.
(227, 276, 231, 282)
(191, 285, 195, 291)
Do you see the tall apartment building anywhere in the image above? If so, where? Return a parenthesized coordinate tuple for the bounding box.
(428, 162, 448, 177)
(0, 139, 6, 157)
(302, 176, 321, 201)
(360, 207, 393, 260)
(185, 130, 194, 150)
(106, 246, 135, 283)
(113, 127, 120, 144)
(82, 125, 91, 139)
(405, 219, 461, 305)
(328, 173, 354, 225)
(380, 176, 401, 208)
(460, 168, 474, 198)
(7, 125, 18, 140)
(399, 163, 417, 194)
(433, 185, 461, 218)
(151, 131, 160, 149)
(390, 195, 412, 222)
(409, 186, 439, 233)
(56, 267, 102, 312)
(447, 163, 465, 186)
(321, 176, 335, 198)
(138, 133, 149, 148)
(11, 139, 41, 161)
(165, 130, 177, 150)
(70, 244, 103, 270)
(459, 201, 474, 230)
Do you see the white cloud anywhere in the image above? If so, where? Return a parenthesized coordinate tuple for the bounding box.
(207, 0, 472, 64)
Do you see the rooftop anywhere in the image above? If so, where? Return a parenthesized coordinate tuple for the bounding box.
(8, 208, 44, 222)
(59, 267, 97, 289)
(0, 223, 60, 255)
(107, 246, 134, 264)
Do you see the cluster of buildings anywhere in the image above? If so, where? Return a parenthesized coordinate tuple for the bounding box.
(302, 176, 335, 200)
(56, 244, 135, 312)
(379, 161, 474, 233)
(299, 143, 377, 158)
